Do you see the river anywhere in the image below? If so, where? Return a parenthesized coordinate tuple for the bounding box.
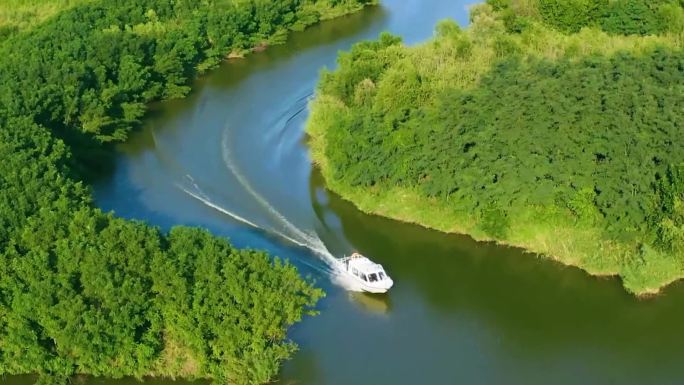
(11, 1, 684, 384)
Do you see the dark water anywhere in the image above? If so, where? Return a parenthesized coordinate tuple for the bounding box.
(16, 1, 684, 384)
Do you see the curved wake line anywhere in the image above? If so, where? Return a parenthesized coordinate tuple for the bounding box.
(220, 127, 337, 265)
(296, 91, 314, 104)
(279, 104, 307, 140)
(149, 125, 338, 275)
(176, 182, 261, 229)
(176, 181, 335, 275)
(273, 91, 313, 148)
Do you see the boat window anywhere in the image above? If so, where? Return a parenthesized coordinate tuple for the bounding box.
(360, 273, 367, 281)
(378, 272, 385, 280)
(368, 273, 378, 282)
(352, 268, 359, 276)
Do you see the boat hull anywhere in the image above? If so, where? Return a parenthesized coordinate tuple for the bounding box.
(359, 284, 391, 294)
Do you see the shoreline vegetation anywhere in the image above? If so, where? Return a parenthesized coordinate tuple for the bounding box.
(0, 1, 375, 385)
(307, 0, 684, 296)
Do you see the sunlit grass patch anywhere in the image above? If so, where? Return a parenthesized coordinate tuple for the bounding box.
(0, 0, 93, 33)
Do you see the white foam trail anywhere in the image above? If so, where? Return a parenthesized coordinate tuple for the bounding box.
(220, 128, 337, 265)
(176, 181, 335, 275)
(178, 177, 326, 255)
(176, 182, 261, 229)
(150, 128, 339, 276)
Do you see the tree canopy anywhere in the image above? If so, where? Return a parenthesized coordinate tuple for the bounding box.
(307, 0, 684, 294)
(0, 0, 376, 142)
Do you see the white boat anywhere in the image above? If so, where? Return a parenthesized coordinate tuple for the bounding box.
(334, 253, 394, 293)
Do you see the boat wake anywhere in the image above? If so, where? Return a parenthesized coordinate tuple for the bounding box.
(176, 176, 260, 230)
(220, 129, 333, 262)
(156, 89, 359, 288)
(178, 177, 337, 276)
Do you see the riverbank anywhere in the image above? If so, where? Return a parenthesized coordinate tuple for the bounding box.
(308, 158, 682, 296)
(306, 1, 684, 296)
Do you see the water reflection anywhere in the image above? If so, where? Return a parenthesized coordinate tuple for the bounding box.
(349, 292, 393, 315)
(309, 168, 684, 384)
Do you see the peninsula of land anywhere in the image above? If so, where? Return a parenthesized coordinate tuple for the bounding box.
(307, 0, 684, 295)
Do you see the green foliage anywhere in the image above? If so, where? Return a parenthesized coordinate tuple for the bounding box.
(652, 165, 684, 254)
(319, 32, 403, 105)
(0, 0, 374, 383)
(600, 0, 670, 35)
(535, 0, 679, 35)
(479, 203, 510, 239)
(490, 0, 682, 35)
(318, 47, 684, 229)
(308, 1, 684, 293)
(0, 117, 324, 384)
(486, 0, 512, 12)
(0, 0, 373, 142)
(537, 0, 607, 33)
(435, 19, 462, 38)
(567, 187, 600, 224)
(152, 228, 323, 384)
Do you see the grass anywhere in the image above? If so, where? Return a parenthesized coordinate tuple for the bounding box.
(0, 0, 93, 33)
(307, 0, 379, 21)
(149, 334, 201, 380)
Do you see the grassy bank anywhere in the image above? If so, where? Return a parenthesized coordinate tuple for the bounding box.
(307, 0, 684, 295)
(0, 0, 93, 35)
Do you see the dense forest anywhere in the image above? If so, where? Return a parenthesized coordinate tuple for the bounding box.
(0, 1, 374, 384)
(307, 0, 684, 295)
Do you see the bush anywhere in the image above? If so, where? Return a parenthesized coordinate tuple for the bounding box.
(537, 0, 607, 32)
(601, 0, 668, 35)
(537, 0, 678, 35)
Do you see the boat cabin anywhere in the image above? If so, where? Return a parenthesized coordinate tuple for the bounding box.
(343, 253, 389, 283)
